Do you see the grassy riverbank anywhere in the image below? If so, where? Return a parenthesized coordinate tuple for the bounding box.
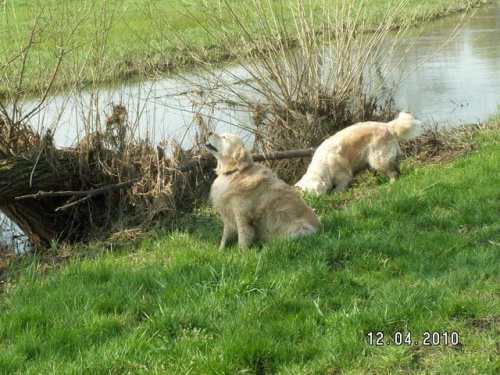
(0, 0, 492, 94)
(1, 115, 499, 373)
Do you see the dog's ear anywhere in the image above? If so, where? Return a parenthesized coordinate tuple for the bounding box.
(233, 145, 253, 171)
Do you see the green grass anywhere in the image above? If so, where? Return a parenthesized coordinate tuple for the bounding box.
(1, 119, 500, 373)
(0, 0, 492, 95)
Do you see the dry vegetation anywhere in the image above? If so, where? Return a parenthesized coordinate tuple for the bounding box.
(0, 105, 216, 249)
(401, 125, 479, 163)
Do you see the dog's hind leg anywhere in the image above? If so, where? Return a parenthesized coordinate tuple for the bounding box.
(332, 170, 353, 193)
(370, 146, 400, 183)
(289, 223, 319, 239)
(374, 162, 400, 183)
(220, 222, 237, 249)
(386, 165, 400, 183)
(235, 214, 256, 249)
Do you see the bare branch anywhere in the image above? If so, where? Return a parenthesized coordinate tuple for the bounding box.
(179, 148, 314, 172)
(15, 179, 138, 202)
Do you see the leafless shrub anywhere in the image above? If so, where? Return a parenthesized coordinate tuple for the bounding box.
(70, 103, 214, 237)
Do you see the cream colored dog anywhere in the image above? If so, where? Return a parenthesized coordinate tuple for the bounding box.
(205, 132, 322, 249)
(295, 111, 423, 194)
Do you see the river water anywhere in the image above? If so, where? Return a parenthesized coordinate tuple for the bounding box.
(2, 3, 500, 251)
(393, 3, 500, 126)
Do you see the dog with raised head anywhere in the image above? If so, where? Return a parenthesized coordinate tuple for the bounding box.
(205, 132, 322, 249)
(295, 111, 423, 194)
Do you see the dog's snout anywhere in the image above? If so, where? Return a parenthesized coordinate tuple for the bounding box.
(207, 131, 213, 137)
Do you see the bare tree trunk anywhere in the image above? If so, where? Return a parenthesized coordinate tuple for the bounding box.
(0, 152, 77, 205)
(1, 201, 79, 249)
(0, 152, 84, 248)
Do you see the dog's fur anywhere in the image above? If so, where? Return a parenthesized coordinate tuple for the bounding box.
(295, 111, 423, 194)
(206, 132, 322, 249)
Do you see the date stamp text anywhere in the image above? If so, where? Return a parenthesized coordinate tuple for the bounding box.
(367, 331, 460, 347)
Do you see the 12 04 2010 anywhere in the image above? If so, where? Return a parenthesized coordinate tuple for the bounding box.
(367, 331, 460, 347)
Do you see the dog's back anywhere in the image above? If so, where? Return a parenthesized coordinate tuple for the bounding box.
(249, 167, 322, 241)
(295, 112, 423, 194)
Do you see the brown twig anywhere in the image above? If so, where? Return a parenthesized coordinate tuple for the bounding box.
(15, 180, 137, 201)
(54, 179, 138, 212)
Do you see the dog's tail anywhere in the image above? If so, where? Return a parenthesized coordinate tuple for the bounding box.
(388, 111, 424, 140)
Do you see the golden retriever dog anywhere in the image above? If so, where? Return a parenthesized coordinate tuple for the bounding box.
(295, 111, 423, 194)
(205, 132, 322, 249)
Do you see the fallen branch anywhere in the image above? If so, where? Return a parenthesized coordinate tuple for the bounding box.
(0, 152, 76, 206)
(15, 179, 137, 213)
(55, 179, 139, 212)
(179, 148, 315, 172)
(15, 179, 137, 202)
(55, 194, 92, 212)
(253, 148, 315, 162)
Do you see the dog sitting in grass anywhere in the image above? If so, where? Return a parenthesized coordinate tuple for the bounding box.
(295, 111, 424, 194)
(205, 131, 322, 249)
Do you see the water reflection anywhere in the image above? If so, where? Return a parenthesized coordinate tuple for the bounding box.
(0, 215, 30, 253)
(393, 5, 500, 125)
(17, 69, 257, 149)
